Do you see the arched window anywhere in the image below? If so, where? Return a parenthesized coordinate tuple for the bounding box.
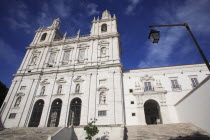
(28, 99, 44, 127)
(14, 96, 21, 107)
(57, 85, 62, 94)
(31, 56, 37, 65)
(99, 92, 106, 104)
(101, 24, 107, 32)
(40, 33, 47, 41)
(101, 47, 106, 56)
(48, 98, 62, 127)
(40, 86, 45, 95)
(75, 84, 80, 93)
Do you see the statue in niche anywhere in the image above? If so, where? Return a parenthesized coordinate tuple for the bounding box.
(40, 86, 45, 95)
(75, 84, 80, 93)
(101, 47, 106, 56)
(50, 111, 57, 127)
(57, 85, 62, 94)
(31, 56, 37, 65)
(14, 96, 21, 107)
(99, 92, 106, 104)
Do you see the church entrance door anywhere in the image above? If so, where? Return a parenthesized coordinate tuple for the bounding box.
(47, 99, 62, 127)
(144, 100, 162, 125)
(28, 100, 44, 127)
(68, 98, 82, 126)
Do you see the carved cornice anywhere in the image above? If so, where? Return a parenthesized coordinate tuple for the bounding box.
(27, 33, 119, 50)
(63, 45, 74, 50)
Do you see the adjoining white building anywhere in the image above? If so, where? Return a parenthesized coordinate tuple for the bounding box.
(0, 10, 209, 133)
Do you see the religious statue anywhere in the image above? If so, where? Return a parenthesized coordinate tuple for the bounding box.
(99, 92, 106, 104)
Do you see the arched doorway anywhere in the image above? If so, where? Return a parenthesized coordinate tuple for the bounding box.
(144, 100, 162, 125)
(47, 99, 62, 127)
(68, 98, 82, 126)
(28, 99, 44, 127)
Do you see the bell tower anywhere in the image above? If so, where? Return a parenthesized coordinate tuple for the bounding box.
(30, 18, 63, 45)
(90, 10, 118, 36)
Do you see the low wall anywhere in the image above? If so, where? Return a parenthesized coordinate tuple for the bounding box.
(175, 75, 210, 133)
(49, 127, 72, 140)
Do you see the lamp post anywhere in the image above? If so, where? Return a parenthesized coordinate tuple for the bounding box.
(148, 23, 210, 71)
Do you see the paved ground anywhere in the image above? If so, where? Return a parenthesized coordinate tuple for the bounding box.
(126, 123, 210, 140)
(0, 127, 60, 140)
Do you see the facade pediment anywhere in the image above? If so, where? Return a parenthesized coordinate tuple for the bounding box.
(16, 92, 25, 96)
(98, 40, 109, 45)
(140, 75, 154, 81)
(56, 78, 66, 83)
(97, 86, 109, 91)
(73, 76, 84, 83)
(40, 79, 50, 85)
(78, 43, 89, 48)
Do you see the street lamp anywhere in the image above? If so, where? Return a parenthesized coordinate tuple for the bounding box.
(148, 29, 160, 43)
(148, 23, 210, 71)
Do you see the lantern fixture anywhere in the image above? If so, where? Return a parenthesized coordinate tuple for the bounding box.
(148, 29, 160, 43)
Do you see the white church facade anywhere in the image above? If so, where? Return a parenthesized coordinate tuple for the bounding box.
(0, 10, 209, 130)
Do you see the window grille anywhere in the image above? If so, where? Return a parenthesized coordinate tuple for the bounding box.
(98, 110, 106, 116)
(9, 113, 16, 119)
(191, 78, 199, 87)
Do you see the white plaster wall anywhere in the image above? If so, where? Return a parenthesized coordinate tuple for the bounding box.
(123, 64, 209, 126)
(175, 75, 210, 133)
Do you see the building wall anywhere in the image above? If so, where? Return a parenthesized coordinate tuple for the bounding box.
(123, 64, 209, 125)
(175, 75, 210, 133)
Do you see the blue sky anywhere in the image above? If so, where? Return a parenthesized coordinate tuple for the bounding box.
(0, 0, 210, 87)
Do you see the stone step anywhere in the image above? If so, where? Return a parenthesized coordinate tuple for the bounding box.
(126, 123, 210, 140)
(0, 127, 61, 140)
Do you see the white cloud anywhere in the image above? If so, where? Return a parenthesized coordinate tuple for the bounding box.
(87, 3, 99, 16)
(125, 0, 141, 15)
(138, 0, 210, 68)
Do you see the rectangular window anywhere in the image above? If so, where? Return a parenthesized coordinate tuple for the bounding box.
(63, 51, 70, 62)
(191, 78, 199, 87)
(48, 53, 56, 64)
(131, 101, 134, 104)
(129, 89, 133, 93)
(132, 113, 136, 116)
(20, 86, 26, 90)
(78, 49, 85, 60)
(9, 113, 16, 119)
(171, 80, 179, 88)
(98, 110, 107, 117)
(144, 82, 153, 91)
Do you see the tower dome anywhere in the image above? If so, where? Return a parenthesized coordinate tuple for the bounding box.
(102, 10, 111, 19)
